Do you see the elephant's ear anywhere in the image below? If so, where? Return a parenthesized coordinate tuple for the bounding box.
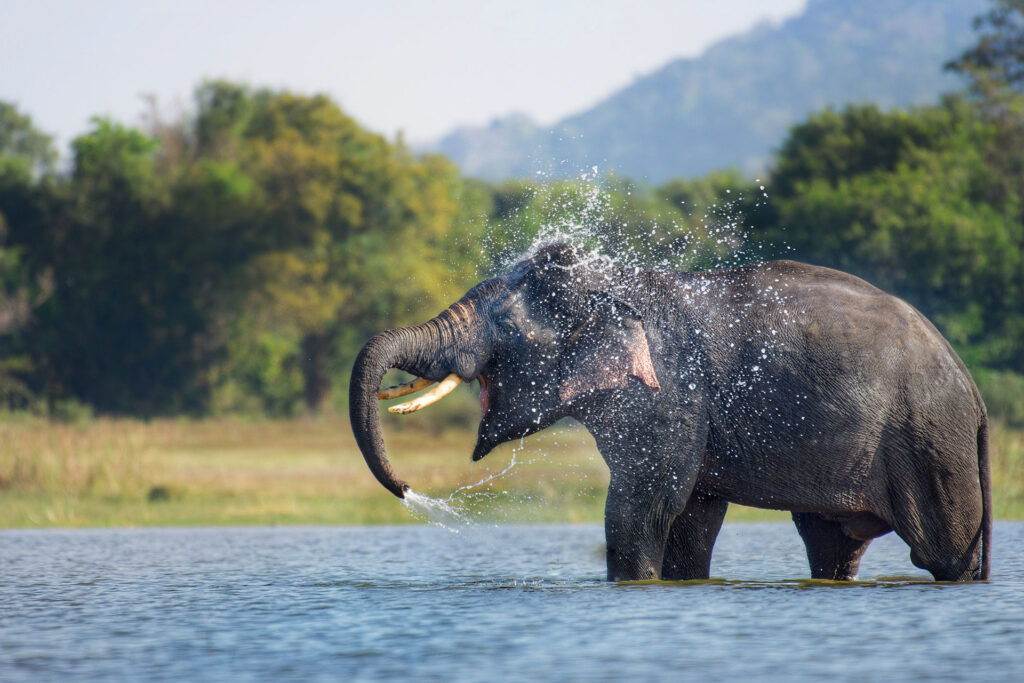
(559, 292, 660, 403)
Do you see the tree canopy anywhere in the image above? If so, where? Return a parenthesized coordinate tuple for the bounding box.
(0, 86, 489, 415)
(2, 0, 1023, 421)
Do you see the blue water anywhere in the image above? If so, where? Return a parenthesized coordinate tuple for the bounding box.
(2, 522, 1022, 681)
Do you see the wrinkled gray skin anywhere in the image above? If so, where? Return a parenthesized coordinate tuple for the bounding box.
(350, 244, 991, 582)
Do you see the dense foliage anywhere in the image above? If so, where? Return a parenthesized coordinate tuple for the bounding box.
(756, 97, 1024, 373)
(751, 2, 1024, 422)
(0, 84, 490, 415)
(2, 3, 1024, 423)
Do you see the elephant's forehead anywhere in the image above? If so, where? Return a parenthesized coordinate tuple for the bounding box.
(463, 276, 511, 304)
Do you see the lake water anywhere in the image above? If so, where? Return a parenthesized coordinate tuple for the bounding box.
(2, 522, 1022, 681)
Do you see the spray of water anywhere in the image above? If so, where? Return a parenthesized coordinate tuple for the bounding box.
(401, 489, 471, 531)
(402, 166, 786, 528)
(401, 435, 539, 533)
(481, 167, 773, 277)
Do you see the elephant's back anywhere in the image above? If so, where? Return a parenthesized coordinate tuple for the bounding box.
(767, 261, 979, 412)
(670, 260, 983, 420)
(772, 261, 977, 400)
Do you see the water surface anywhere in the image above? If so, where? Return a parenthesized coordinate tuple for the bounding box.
(2, 522, 1022, 680)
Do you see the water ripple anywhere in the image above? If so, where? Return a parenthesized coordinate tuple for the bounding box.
(1, 523, 1022, 681)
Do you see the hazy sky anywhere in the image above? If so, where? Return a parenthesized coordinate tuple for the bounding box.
(1, 0, 806, 152)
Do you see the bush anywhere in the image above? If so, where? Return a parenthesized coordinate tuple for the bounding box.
(975, 369, 1024, 427)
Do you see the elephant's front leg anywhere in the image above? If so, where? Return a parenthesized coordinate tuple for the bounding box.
(590, 402, 708, 581)
(603, 459, 701, 581)
(661, 491, 728, 580)
(604, 478, 675, 581)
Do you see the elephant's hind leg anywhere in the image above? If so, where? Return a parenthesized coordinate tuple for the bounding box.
(893, 497, 983, 582)
(792, 513, 885, 580)
(887, 445, 985, 582)
(661, 492, 729, 580)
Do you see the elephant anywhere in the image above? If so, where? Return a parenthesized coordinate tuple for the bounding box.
(350, 243, 991, 582)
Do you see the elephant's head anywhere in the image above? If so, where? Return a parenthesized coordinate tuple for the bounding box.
(349, 243, 660, 498)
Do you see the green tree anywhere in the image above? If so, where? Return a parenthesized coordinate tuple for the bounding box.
(0, 82, 494, 417)
(0, 102, 56, 178)
(946, 0, 1024, 215)
(35, 119, 179, 412)
(947, 0, 1024, 95)
(0, 102, 56, 408)
(0, 240, 48, 408)
(759, 99, 1024, 372)
(186, 83, 488, 414)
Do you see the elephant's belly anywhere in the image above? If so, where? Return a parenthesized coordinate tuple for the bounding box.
(695, 443, 886, 517)
(697, 394, 896, 515)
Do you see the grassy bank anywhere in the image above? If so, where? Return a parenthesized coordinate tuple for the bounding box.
(0, 416, 1021, 527)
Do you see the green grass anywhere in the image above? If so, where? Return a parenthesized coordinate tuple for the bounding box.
(991, 423, 1024, 519)
(0, 416, 1018, 527)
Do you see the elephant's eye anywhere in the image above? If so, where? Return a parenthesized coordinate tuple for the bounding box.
(496, 316, 518, 335)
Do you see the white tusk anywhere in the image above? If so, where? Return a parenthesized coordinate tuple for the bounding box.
(378, 377, 435, 400)
(388, 373, 462, 414)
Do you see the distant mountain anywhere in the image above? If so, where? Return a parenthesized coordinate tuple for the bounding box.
(431, 0, 989, 183)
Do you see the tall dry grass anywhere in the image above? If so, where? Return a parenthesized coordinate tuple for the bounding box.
(991, 422, 1024, 518)
(0, 416, 612, 526)
(1, 415, 1020, 527)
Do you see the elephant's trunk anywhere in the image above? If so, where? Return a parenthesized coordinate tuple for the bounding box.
(349, 299, 490, 499)
(350, 331, 416, 498)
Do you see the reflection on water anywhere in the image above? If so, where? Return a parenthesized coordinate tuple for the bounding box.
(2, 522, 1022, 680)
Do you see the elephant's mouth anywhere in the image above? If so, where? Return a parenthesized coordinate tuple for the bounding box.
(472, 373, 501, 462)
(375, 368, 506, 463)
(478, 374, 490, 416)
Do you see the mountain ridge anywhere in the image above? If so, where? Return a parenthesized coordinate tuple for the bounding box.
(431, 0, 988, 182)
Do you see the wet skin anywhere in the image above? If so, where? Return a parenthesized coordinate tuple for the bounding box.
(350, 244, 991, 582)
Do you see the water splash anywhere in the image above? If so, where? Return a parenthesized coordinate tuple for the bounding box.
(400, 435, 543, 532)
(402, 489, 472, 532)
(451, 434, 531, 498)
(480, 166, 772, 278)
